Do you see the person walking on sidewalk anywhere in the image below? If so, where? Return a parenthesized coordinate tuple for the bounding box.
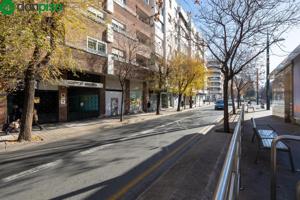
(33, 108, 43, 131)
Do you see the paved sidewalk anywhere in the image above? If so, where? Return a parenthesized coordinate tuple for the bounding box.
(0, 105, 211, 152)
(136, 114, 238, 200)
(240, 110, 300, 200)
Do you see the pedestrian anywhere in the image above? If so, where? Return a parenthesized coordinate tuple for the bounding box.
(10, 105, 22, 122)
(5, 119, 20, 135)
(33, 108, 43, 130)
(147, 101, 151, 112)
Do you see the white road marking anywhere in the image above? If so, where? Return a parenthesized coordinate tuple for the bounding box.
(80, 144, 114, 155)
(1, 159, 63, 183)
(140, 129, 154, 134)
(119, 137, 128, 141)
(201, 125, 215, 135)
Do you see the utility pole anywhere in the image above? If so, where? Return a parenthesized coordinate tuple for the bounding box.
(266, 31, 270, 110)
(256, 68, 259, 105)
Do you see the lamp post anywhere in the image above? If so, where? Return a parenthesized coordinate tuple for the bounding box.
(256, 68, 259, 105)
(266, 33, 285, 110)
(266, 32, 270, 110)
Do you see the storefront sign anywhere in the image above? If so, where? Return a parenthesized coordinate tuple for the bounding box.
(61, 80, 103, 88)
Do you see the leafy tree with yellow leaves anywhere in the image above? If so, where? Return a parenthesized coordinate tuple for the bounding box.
(168, 53, 206, 111)
(0, 0, 92, 141)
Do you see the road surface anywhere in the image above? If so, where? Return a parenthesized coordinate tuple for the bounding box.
(0, 106, 223, 200)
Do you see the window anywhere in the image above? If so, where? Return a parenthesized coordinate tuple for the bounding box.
(115, 0, 126, 5)
(155, 21, 164, 33)
(87, 37, 107, 55)
(87, 7, 105, 23)
(112, 19, 126, 32)
(112, 48, 125, 60)
(168, 14, 172, 23)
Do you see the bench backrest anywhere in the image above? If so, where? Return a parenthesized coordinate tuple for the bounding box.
(251, 118, 259, 136)
(251, 118, 257, 129)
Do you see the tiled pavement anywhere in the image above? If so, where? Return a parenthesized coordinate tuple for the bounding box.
(240, 110, 300, 200)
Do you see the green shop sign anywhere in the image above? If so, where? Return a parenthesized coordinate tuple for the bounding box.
(0, 0, 63, 15)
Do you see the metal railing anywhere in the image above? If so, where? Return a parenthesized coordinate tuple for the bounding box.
(213, 105, 244, 200)
(271, 135, 300, 200)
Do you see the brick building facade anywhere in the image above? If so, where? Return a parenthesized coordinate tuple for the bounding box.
(0, 0, 154, 126)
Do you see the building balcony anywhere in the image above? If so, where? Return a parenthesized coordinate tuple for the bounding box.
(136, 0, 152, 16)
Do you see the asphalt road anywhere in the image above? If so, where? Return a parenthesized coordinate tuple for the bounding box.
(0, 106, 223, 200)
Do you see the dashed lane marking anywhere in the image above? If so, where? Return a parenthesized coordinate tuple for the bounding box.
(1, 159, 63, 183)
(80, 144, 114, 155)
(140, 129, 155, 134)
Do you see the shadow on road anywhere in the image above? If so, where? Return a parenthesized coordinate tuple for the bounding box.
(49, 133, 203, 200)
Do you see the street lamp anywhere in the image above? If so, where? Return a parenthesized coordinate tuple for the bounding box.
(266, 33, 285, 110)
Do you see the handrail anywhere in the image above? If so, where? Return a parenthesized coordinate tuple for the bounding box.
(213, 105, 244, 200)
(271, 135, 300, 200)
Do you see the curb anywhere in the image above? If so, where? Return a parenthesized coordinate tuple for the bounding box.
(0, 105, 212, 151)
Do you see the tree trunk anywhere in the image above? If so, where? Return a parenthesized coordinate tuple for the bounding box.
(189, 96, 193, 108)
(223, 76, 230, 133)
(177, 93, 182, 111)
(156, 90, 161, 115)
(231, 80, 236, 114)
(183, 95, 186, 109)
(120, 89, 124, 122)
(237, 90, 241, 109)
(18, 65, 35, 141)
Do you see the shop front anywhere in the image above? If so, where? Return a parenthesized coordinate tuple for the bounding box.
(105, 76, 122, 116)
(6, 83, 59, 124)
(63, 72, 104, 121)
(130, 81, 143, 114)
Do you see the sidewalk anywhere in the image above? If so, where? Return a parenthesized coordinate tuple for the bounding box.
(240, 110, 300, 200)
(0, 105, 211, 152)
(136, 113, 238, 200)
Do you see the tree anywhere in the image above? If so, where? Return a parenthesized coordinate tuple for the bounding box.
(149, 55, 170, 115)
(234, 73, 253, 109)
(196, 0, 300, 132)
(184, 67, 206, 109)
(168, 54, 206, 111)
(230, 79, 236, 114)
(113, 29, 144, 122)
(0, 1, 84, 141)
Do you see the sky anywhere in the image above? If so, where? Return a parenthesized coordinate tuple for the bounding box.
(177, 0, 300, 72)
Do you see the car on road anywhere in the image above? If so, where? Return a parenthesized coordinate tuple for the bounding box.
(215, 100, 224, 110)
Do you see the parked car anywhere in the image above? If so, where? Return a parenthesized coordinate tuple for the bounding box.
(215, 100, 224, 110)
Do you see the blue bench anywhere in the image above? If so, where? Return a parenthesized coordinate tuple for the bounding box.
(251, 118, 295, 172)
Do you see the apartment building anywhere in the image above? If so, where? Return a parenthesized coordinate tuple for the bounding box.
(0, 0, 206, 126)
(207, 60, 223, 102)
(151, 0, 206, 109)
(0, 0, 154, 126)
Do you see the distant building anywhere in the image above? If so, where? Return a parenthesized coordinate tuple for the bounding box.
(152, 0, 205, 109)
(270, 44, 300, 124)
(206, 60, 223, 101)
